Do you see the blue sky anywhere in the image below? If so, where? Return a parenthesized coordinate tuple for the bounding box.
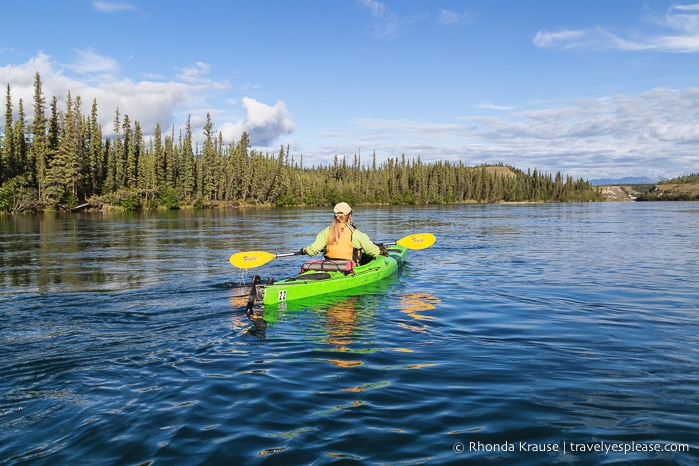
(2, 0, 699, 180)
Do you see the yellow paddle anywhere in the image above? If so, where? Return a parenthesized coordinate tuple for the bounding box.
(386, 232, 436, 250)
(229, 233, 436, 269)
(229, 250, 302, 269)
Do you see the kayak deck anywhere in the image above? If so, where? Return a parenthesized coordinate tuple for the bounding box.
(256, 245, 407, 306)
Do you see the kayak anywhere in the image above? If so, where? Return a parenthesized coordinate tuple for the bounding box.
(232, 233, 435, 310)
(251, 245, 408, 306)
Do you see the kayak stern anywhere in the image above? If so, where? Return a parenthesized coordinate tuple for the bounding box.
(259, 245, 407, 306)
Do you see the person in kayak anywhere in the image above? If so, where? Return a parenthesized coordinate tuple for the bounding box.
(301, 202, 388, 263)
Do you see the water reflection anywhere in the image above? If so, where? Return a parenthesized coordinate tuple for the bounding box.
(231, 285, 443, 363)
(324, 297, 361, 351)
(0, 209, 265, 294)
(397, 292, 440, 333)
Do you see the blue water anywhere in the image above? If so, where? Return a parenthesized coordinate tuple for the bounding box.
(1, 203, 697, 465)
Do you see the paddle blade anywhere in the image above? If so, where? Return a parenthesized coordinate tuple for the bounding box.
(229, 251, 276, 269)
(396, 233, 436, 250)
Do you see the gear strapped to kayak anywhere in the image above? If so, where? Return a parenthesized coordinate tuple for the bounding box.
(300, 259, 355, 274)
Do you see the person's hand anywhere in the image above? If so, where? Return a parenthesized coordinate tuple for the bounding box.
(379, 245, 389, 256)
(298, 248, 307, 255)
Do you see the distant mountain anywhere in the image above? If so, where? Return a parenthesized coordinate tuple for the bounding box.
(590, 176, 662, 186)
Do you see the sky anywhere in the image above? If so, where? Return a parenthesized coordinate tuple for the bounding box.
(2, 0, 699, 181)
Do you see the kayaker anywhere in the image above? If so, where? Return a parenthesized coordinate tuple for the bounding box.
(300, 202, 388, 263)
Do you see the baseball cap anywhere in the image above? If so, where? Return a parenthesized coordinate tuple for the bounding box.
(333, 202, 352, 216)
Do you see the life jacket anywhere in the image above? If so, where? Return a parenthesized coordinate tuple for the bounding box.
(325, 223, 358, 261)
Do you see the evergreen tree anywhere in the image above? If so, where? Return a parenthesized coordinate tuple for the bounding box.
(85, 99, 104, 197)
(235, 131, 251, 202)
(164, 125, 177, 188)
(2, 84, 15, 182)
(111, 108, 124, 190)
(152, 123, 165, 188)
(31, 72, 48, 197)
(132, 120, 143, 189)
(45, 91, 82, 205)
(13, 99, 28, 182)
(123, 114, 136, 188)
(181, 117, 196, 200)
(202, 113, 218, 200)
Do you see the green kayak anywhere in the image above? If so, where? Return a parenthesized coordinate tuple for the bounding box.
(231, 233, 435, 309)
(250, 245, 408, 306)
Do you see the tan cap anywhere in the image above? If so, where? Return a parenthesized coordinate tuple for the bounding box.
(333, 202, 352, 216)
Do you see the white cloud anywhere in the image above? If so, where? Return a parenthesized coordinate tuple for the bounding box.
(663, 3, 699, 32)
(437, 9, 472, 26)
(88, 79, 191, 134)
(92, 1, 136, 13)
(357, 0, 385, 19)
(475, 101, 515, 111)
(219, 97, 295, 146)
(67, 48, 120, 75)
(534, 3, 699, 52)
(533, 29, 591, 49)
(0, 52, 294, 149)
(176, 62, 211, 84)
(353, 118, 475, 140)
(305, 88, 699, 179)
(356, 0, 426, 39)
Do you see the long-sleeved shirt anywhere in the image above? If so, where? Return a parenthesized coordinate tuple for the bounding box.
(305, 225, 380, 258)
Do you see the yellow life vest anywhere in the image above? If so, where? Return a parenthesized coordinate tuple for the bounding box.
(325, 224, 355, 261)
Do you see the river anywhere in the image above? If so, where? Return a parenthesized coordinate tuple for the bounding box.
(1, 203, 697, 465)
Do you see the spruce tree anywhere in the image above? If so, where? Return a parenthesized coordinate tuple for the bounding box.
(31, 72, 47, 196)
(202, 113, 218, 200)
(181, 117, 196, 200)
(13, 99, 28, 183)
(2, 84, 14, 182)
(153, 123, 165, 188)
(86, 99, 104, 197)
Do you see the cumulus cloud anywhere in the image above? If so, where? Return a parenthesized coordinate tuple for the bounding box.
(0, 52, 294, 149)
(534, 3, 699, 52)
(0, 54, 191, 137)
(89, 79, 191, 132)
(219, 97, 295, 146)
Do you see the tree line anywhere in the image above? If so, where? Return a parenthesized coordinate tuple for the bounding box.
(635, 172, 699, 201)
(0, 73, 601, 213)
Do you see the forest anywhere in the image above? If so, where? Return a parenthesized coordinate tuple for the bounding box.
(0, 73, 602, 214)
